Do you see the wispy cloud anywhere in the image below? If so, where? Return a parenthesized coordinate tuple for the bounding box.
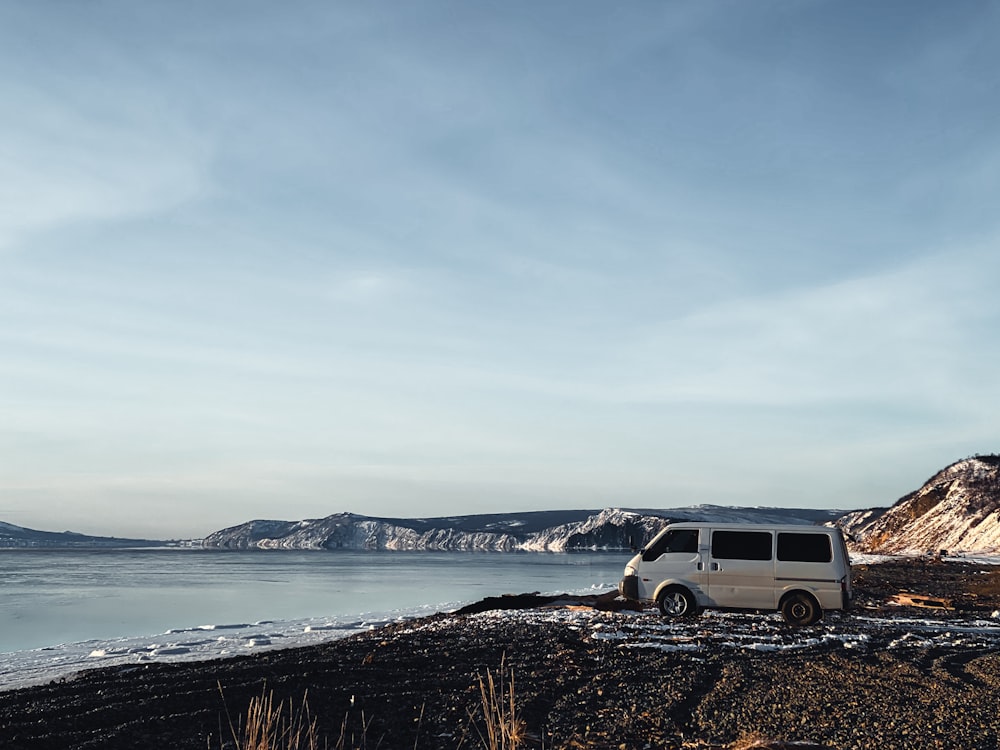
(589, 243, 1000, 406)
(2, 2, 999, 535)
(0, 79, 210, 250)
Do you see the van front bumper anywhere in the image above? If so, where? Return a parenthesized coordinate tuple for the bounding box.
(619, 574, 639, 601)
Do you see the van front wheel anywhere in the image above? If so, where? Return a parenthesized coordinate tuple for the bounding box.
(781, 592, 820, 626)
(657, 587, 697, 618)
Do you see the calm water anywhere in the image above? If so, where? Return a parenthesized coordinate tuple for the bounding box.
(0, 548, 628, 654)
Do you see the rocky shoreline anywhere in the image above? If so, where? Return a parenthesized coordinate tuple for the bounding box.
(1, 560, 999, 750)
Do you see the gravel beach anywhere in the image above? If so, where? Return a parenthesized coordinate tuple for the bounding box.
(1, 559, 999, 750)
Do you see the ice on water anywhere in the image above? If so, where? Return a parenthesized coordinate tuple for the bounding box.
(0, 608, 434, 692)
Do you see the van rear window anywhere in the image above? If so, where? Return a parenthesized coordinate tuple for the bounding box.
(711, 530, 772, 560)
(777, 532, 832, 563)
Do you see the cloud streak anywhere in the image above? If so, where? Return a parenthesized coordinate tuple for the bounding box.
(0, 77, 210, 251)
(1, 2, 999, 537)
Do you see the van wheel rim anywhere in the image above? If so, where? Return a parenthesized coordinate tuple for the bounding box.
(789, 601, 809, 620)
(663, 593, 687, 615)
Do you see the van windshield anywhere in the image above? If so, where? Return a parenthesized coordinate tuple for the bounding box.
(642, 528, 699, 561)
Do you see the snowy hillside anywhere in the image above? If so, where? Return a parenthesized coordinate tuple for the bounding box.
(854, 455, 1000, 554)
(201, 506, 843, 551)
(12, 452, 1000, 553)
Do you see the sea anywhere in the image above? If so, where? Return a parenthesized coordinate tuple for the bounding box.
(0, 548, 628, 690)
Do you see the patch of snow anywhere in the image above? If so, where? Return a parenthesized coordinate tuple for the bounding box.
(7, 595, 1000, 695)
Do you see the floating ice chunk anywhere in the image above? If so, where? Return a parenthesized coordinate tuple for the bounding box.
(175, 639, 214, 648)
(197, 624, 250, 631)
(151, 646, 191, 656)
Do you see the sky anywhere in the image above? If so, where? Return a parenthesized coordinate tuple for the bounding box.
(2, 1, 999, 539)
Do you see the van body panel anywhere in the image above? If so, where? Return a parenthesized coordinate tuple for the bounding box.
(639, 550, 706, 603)
(619, 521, 852, 624)
(707, 555, 776, 609)
(634, 527, 709, 606)
(774, 559, 843, 611)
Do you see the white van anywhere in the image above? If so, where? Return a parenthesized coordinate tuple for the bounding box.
(618, 522, 852, 625)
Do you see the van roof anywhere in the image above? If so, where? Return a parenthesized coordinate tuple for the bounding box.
(660, 522, 840, 533)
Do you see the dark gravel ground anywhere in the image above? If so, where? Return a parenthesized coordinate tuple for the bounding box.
(1, 559, 999, 750)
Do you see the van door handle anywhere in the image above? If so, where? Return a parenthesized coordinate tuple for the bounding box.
(710, 562, 720, 571)
(697, 562, 703, 571)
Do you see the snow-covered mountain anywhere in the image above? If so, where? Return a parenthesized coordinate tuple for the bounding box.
(201, 506, 844, 551)
(12, 453, 1000, 553)
(853, 455, 1000, 555)
(0, 521, 163, 549)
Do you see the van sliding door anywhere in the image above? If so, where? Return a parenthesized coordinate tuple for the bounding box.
(707, 530, 776, 609)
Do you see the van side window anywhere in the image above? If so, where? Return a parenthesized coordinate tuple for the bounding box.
(642, 529, 699, 561)
(777, 532, 832, 563)
(711, 530, 772, 561)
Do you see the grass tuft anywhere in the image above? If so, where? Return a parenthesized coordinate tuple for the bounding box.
(220, 683, 325, 750)
(465, 658, 526, 750)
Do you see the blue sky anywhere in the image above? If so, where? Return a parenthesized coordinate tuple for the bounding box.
(2, 1, 998, 538)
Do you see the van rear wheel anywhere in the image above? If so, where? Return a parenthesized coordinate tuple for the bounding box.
(657, 587, 697, 618)
(781, 592, 820, 626)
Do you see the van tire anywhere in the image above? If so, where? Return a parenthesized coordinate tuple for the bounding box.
(781, 592, 820, 626)
(657, 586, 697, 618)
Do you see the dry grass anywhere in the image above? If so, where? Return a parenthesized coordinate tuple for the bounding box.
(221, 684, 325, 750)
(728, 733, 773, 750)
(460, 659, 526, 750)
(220, 675, 514, 750)
(219, 678, 810, 750)
(724, 733, 827, 750)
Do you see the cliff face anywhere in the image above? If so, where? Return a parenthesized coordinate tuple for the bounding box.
(857, 455, 1000, 554)
(9, 453, 1000, 553)
(12, 452, 1000, 554)
(200, 506, 844, 552)
(201, 509, 646, 551)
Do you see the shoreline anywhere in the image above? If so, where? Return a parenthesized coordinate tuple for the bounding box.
(2, 561, 1000, 749)
(0, 592, 629, 694)
(0, 547, 626, 661)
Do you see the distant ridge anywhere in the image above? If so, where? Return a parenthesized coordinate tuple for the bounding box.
(200, 506, 844, 551)
(7, 455, 1000, 553)
(0, 521, 163, 549)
